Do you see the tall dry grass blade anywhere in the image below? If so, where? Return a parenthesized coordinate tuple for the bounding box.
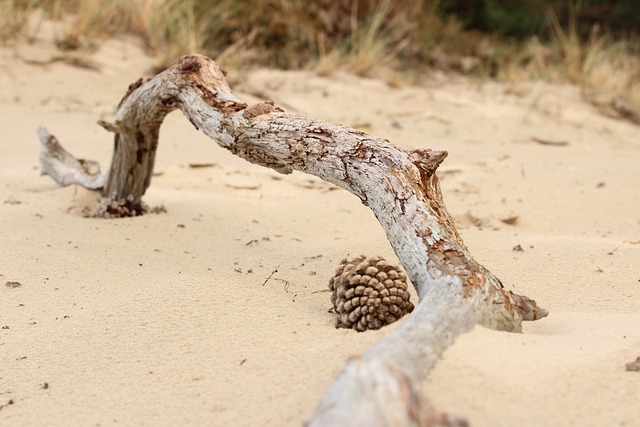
(316, 0, 412, 78)
(546, 1, 583, 83)
(0, 0, 40, 42)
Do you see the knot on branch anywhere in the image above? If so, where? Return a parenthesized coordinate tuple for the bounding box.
(507, 290, 549, 321)
(409, 149, 448, 176)
(176, 54, 227, 76)
(243, 101, 283, 119)
(330, 256, 414, 332)
(178, 56, 202, 73)
(173, 54, 228, 85)
(118, 78, 145, 108)
(97, 119, 121, 133)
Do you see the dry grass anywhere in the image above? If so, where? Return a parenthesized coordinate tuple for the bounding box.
(546, 0, 584, 83)
(316, 0, 417, 79)
(500, 1, 640, 117)
(583, 38, 640, 101)
(53, 0, 203, 59)
(0, 0, 39, 40)
(1, 0, 426, 71)
(1, 0, 639, 115)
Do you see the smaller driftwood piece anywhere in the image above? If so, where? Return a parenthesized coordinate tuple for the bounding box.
(38, 55, 548, 426)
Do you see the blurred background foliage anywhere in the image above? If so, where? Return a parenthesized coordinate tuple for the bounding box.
(440, 0, 639, 39)
(1, 0, 639, 111)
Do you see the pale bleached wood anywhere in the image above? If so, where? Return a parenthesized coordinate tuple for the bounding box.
(38, 55, 548, 426)
(38, 126, 106, 189)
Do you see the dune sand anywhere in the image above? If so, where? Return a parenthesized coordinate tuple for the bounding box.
(1, 34, 639, 427)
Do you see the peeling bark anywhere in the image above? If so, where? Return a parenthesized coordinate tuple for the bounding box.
(38, 54, 548, 426)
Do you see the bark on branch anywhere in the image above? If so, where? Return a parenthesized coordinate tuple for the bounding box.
(38, 54, 548, 426)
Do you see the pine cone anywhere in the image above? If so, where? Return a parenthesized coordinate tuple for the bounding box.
(329, 256, 414, 332)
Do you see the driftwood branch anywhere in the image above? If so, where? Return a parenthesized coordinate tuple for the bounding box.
(38, 55, 548, 426)
(38, 127, 106, 189)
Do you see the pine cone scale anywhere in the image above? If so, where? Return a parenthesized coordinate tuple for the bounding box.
(329, 255, 414, 332)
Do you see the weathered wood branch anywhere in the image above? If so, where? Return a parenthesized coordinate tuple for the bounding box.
(38, 127, 106, 189)
(38, 54, 548, 426)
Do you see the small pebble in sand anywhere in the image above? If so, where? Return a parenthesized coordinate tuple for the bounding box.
(5, 281, 22, 288)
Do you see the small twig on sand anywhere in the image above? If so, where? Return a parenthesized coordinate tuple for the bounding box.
(532, 136, 569, 146)
(261, 264, 281, 286)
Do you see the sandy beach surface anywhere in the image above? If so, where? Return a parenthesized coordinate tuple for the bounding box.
(1, 34, 639, 427)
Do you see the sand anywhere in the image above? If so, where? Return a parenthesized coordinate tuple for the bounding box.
(1, 34, 639, 427)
